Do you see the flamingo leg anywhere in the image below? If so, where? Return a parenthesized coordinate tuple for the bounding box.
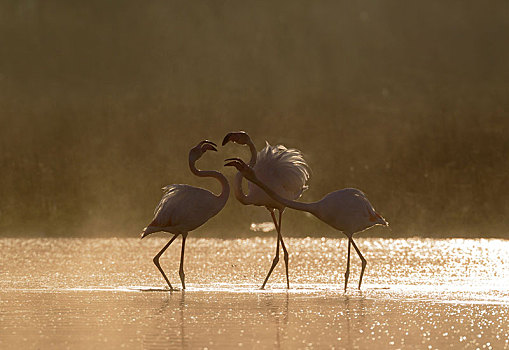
(179, 233, 188, 289)
(350, 238, 367, 290)
(260, 209, 281, 289)
(344, 238, 351, 291)
(153, 234, 179, 291)
(277, 210, 290, 289)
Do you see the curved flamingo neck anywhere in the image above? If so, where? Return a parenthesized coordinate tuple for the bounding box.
(232, 171, 250, 205)
(232, 137, 257, 204)
(245, 171, 317, 214)
(246, 139, 257, 167)
(189, 158, 230, 204)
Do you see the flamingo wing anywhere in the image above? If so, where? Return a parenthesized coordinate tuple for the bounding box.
(315, 189, 387, 234)
(247, 142, 311, 206)
(146, 184, 220, 234)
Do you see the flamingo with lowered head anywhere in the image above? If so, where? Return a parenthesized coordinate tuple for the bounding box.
(141, 140, 230, 291)
(224, 157, 388, 291)
(222, 131, 310, 289)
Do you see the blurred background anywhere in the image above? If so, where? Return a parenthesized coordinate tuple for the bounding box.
(1, 1, 508, 237)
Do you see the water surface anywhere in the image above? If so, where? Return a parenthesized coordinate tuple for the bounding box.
(1, 237, 508, 349)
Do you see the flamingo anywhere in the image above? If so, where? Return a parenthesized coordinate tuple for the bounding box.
(141, 140, 230, 290)
(224, 157, 388, 291)
(222, 131, 310, 289)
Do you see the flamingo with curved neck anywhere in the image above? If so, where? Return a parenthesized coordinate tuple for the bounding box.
(141, 140, 230, 290)
(222, 131, 311, 289)
(224, 157, 388, 291)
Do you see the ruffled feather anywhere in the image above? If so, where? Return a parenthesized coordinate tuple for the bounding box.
(246, 142, 311, 207)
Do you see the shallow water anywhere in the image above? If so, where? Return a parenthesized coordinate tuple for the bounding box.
(1, 237, 508, 349)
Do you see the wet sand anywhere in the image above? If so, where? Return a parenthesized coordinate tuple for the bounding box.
(1, 237, 508, 349)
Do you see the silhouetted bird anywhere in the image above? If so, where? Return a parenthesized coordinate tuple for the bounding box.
(141, 140, 230, 290)
(224, 157, 387, 291)
(223, 131, 310, 289)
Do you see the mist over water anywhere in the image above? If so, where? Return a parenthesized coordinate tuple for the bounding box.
(1, 1, 508, 237)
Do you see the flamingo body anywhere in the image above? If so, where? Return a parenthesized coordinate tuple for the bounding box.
(312, 188, 387, 235)
(246, 142, 310, 210)
(142, 184, 226, 237)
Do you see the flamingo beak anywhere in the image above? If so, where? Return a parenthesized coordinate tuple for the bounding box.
(224, 157, 243, 168)
(222, 133, 233, 146)
(198, 140, 217, 147)
(201, 144, 218, 152)
(224, 157, 243, 163)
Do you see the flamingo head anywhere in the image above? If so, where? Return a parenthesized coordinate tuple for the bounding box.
(189, 140, 217, 162)
(224, 157, 256, 180)
(222, 131, 251, 146)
